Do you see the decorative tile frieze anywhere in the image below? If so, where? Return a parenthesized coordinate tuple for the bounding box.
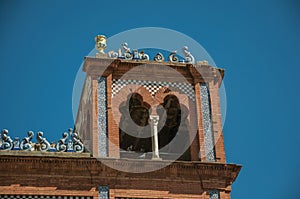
(200, 83, 216, 162)
(112, 79, 195, 101)
(209, 190, 220, 199)
(98, 186, 109, 199)
(97, 77, 108, 157)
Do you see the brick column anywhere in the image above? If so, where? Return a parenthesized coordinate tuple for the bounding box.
(92, 75, 99, 158)
(219, 190, 231, 199)
(106, 74, 120, 158)
(208, 81, 226, 163)
(194, 83, 206, 161)
(189, 96, 201, 161)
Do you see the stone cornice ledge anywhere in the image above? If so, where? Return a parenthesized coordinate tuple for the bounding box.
(82, 57, 224, 84)
(0, 153, 241, 190)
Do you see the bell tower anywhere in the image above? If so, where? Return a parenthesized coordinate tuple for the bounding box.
(0, 34, 240, 199)
(74, 35, 241, 199)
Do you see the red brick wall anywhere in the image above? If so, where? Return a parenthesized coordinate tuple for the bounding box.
(0, 154, 241, 199)
(0, 185, 230, 199)
(194, 83, 207, 162)
(0, 185, 97, 198)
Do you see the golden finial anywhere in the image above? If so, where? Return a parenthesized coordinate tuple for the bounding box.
(95, 35, 107, 56)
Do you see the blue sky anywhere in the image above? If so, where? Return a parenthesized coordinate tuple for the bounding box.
(1, 0, 300, 198)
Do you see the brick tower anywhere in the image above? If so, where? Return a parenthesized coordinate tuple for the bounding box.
(0, 37, 241, 199)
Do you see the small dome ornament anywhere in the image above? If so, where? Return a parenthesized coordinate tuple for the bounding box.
(36, 131, 50, 152)
(182, 46, 195, 64)
(154, 52, 164, 62)
(108, 50, 118, 58)
(56, 132, 68, 152)
(95, 35, 107, 57)
(168, 51, 179, 63)
(1, 129, 13, 150)
(20, 131, 34, 151)
(133, 49, 139, 60)
(70, 129, 84, 153)
(139, 50, 150, 61)
(122, 42, 133, 60)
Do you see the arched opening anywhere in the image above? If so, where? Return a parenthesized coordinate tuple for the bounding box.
(119, 93, 152, 157)
(157, 94, 191, 161)
(118, 93, 191, 161)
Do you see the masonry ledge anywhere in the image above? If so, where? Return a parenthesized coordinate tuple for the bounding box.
(0, 150, 91, 158)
